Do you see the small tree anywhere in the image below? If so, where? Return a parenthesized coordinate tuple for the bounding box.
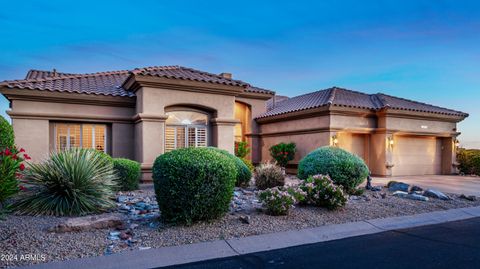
(234, 141, 250, 159)
(269, 142, 296, 168)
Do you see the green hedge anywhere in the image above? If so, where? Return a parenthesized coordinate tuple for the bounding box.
(152, 147, 236, 225)
(209, 147, 252, 187)
(298, 146, 369, 193)
(457, 149, 480, 176)
(113, 158, 141, 191)
(0, 116, 14, 150)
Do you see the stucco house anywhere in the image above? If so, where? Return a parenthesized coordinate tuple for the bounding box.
(0, 66, 468, 181)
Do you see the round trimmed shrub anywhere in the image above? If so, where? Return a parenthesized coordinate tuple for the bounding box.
(297, 146, 369, 193)
(208, 147, 252, 187)
(113, 158, 141, 191)
(0, 115, 14, 150)
(153, 147, 237, 224)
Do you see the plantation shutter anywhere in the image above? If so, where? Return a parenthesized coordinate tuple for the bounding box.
(196, 127, 207, 147)
(165, 127, 176, 152)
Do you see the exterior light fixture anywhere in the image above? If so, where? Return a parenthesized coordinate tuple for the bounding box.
(387, 136, 394, 149)
(454, 138, 460, 149)
(332, 135, 339, 147)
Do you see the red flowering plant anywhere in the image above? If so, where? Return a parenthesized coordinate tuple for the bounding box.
(269, 142, 296, 168)
(0, 147, 30, 208)
(234, 141, 250, 159)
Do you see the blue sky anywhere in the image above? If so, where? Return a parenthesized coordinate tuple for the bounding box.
(1, 0, 479, 148)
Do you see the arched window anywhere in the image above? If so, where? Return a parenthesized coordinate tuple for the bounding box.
(165, 109, 209, 152)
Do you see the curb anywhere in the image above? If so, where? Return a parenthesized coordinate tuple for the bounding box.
(17, 206, 480, 269)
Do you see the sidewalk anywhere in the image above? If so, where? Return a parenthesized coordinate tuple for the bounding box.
(18, 206, 480, 269)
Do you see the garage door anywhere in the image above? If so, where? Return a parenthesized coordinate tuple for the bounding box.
(392, 136, 442, 176)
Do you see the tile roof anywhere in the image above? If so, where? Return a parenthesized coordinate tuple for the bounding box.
(0, 66, 274, 97)
(1, 70, 133, 97)
(256, 87, 468, 119)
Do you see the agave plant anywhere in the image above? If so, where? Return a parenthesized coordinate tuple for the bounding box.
(15, 148, 118, 216)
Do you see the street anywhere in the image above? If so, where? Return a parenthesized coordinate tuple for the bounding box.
(162, 217, 480, 269)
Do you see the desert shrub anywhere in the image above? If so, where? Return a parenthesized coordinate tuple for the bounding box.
(269, 142, 296, 167)
(152, 147, 236, 224)
(298, 175, 347, 210)
(14, 148, 117, 216)
(0, 147, 30, 209)
(457, 149, 480, 175)
(298, 146, 369, 193)
(258, 187, 299, 216)
(254, 161, 285, 190)
(209, 147, 252, 187)
(113, 158, 141, 191)
(0, 116, 14, 150)
(235, 141, 250, 159)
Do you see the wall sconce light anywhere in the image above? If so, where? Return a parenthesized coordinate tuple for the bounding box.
(332, 135, 339, 147)
(454, 138, 460, 148)
(387, 136, 394, 149)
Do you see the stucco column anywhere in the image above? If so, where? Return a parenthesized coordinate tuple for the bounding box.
(211, 118, 239, 154)
(442, 137, 456, 174)
(133, 113, 168, 181)
(369, 133, 390, 176)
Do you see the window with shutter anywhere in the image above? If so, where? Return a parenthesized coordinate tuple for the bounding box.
(164, 110, 209, 152)
(55, 123, 107, 153)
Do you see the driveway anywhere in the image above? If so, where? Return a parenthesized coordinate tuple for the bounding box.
(164, 217, 480, 269)
(372, 175, 480, 196)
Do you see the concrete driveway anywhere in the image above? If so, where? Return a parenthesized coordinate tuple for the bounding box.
(372, 175, 480, 196)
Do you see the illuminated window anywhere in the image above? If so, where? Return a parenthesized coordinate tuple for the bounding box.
(165, 110, 209, 152)
(55, 123, 107, 152)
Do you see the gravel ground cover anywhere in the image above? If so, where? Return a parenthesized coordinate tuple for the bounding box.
(1, 179, 479, 268)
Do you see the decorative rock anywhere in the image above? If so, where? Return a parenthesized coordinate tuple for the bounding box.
(423, 189, 450, 200)
(410, 185, 423, 193)
(460, 194, 477, 201)
(117, 196, 128, 203)
(119, 232, 131, 240)
(49, 214, 124, 233)
(388, 182, 409, 192)
(370, 186, 382, 192)
(393, 191, 429, 201)
(239, 215, 251, 224)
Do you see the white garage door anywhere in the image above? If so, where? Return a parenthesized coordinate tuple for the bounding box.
(392, 136, 442, 176)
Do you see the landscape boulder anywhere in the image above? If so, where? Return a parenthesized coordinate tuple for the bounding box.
(49, 214, 125, 233)
(392, 191, 429, 202)
(423, 189, 450, 200)
(388, 182, 409, 192)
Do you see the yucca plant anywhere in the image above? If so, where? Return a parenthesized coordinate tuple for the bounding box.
(14, 148, 118, 216)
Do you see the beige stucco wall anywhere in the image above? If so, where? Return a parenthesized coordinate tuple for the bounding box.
(261, 132, 331, 166)
(111, 123, 135, 159)
(380, 116, 456, 134)
(12, 118, 50, 162)
(9, 98, 136, 163)
(12, 100, 134, 119)
(330, 114, 376, 129)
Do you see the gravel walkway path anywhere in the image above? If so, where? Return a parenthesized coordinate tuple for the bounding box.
(1, 183, 479, 268)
